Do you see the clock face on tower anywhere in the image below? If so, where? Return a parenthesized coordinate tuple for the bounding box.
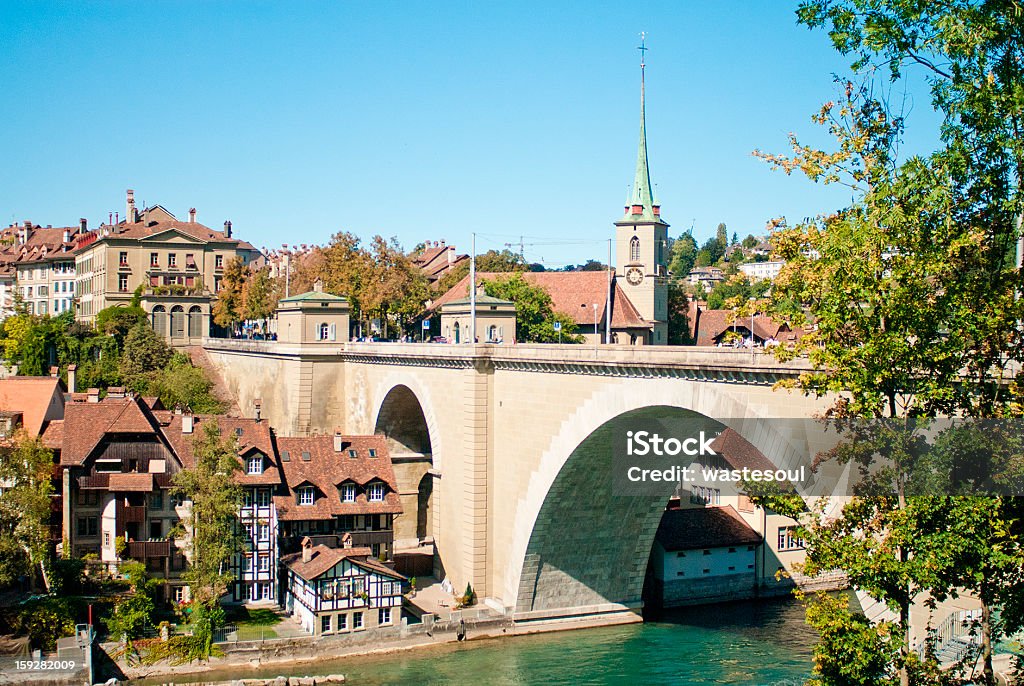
(625, 267, 644, 286)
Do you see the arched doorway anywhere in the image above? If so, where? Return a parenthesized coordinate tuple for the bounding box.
(151, 306, 167, 337)
(453, 321, 460, 344)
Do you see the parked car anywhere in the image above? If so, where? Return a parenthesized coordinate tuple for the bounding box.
(429, 336, 449, 344)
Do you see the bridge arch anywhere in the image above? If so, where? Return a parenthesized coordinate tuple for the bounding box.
(371, 376, 444, 548)
(505, 379, 815, 617)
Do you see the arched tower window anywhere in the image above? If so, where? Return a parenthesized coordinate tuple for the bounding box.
(630, 236, 640, 262)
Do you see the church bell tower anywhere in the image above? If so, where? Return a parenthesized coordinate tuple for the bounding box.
(614, 34, 668, 344)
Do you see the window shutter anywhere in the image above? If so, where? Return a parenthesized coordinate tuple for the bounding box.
(330, 323, 336, 341)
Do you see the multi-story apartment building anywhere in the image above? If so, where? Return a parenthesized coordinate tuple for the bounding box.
(160, 412, 285, 606)
(74, 190, 261, 344)
(274, 434, 402, 562)
(5, 222, 86, 316)
(50, 390, 192, 601)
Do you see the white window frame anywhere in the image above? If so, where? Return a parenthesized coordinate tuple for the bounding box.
(299, 487, 314, 506)
(368, 482, 384, 502)
(379, 607, 391, 625)
(248, 456, 262, 474)
(258, 523, 270, 541)
(258, 553, 270, 572)
(257, 489, 271, 507)
(341, 483, 356, 503)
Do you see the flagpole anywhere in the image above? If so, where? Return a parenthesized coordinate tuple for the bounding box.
(470, 232, 476, 345)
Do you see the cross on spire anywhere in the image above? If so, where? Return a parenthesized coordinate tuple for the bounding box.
(638, 31, 648, 68)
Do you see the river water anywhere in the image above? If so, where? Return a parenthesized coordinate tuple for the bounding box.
(134, 598, 816, 686)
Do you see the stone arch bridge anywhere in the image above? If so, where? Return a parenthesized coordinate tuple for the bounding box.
(202, 340, 829, 622)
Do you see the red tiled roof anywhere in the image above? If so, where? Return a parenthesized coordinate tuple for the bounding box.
(281, 544, 405, 582)
(41, 419, 63, 450)
(655, 505, 762, 552)
(59, 396, 162, 466)
(0, 376, 64, 438)
(694, 308, 807, 347)
(710, 428, 779, 473)
(158, 413, 281, 484)
(412, 245, 468, 281)
(432, 271, 651, 329)
(9, 226, 83, 265)
(100, 219, 251, 246)
(274, 435, 401, 520)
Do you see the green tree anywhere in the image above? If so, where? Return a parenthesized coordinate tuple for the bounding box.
(666, 284, 694, 345)
(757, 68, 1024, 686)
(668, 232, 698, 278)
(362, 236, 430, 338)
(106, 593, 155, 642)
(741, 234, 758, 249)
(715, 222, 728, 247)
(172, 422, 242, 607)
(119, 323, 172, 392)
(211, 256, 247, 330)
(242, 266, 277, 326)
(149, 353, 224, 413)
(482, 273, 582, 343)
(95, 305, 147, 344)
(0, 431, 56, 591)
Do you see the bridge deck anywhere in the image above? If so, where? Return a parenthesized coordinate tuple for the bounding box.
(202, 339, 812, 378)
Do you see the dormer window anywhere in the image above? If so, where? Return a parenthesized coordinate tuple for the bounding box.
(348, 449, 357, 458)
(368, 482, 385, 502)
(299, 486, 315, 506)
(247, 456, 263, 475)
(341, 483, 356, 503)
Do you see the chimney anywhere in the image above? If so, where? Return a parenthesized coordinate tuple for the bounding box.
(188, 208, 196, 223)
(106, 386, 125, 399)
(182, 413, 194, 434)
(126, 189, 136, 223)
(301, 536, 313, 563)
(80, 218, 87, 232)
(87, 388, 100, 403)
(223, 220, 232, 238)
(341, 532, 353, 549)
(67, 364, 76, 393)
(313, 278, 323, 293)
(447, 246, 455, 265)
(63, 229, 70, 243)
(49, 366, 58, 378)
(333, 430, 343, 453)
(254, 399, 262, 423)
(115, 212, 119, 224)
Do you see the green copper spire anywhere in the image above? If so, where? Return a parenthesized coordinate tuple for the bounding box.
(626, 33, 659, 221)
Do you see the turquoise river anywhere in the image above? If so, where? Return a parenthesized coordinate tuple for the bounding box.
(134, 598, 817, 686)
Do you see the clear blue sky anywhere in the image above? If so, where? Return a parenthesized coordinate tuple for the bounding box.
(0, 1, 941, 267)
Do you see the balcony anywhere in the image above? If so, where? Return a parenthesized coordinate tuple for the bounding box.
(78, 474, 110, 489)
(127, 540, 170, 558)
(123, 505, 146, 523)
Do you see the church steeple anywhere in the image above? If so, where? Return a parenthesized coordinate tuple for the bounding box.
(625, 33, 661, 221)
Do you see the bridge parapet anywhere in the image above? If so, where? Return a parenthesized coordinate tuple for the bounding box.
(202, 338, 813, 383)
